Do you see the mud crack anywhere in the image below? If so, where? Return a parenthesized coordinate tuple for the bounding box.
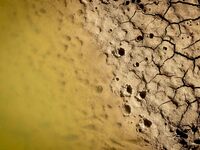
(82, 0, 200, 149)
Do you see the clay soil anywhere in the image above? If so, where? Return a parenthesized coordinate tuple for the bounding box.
(81, 0, 200, 149)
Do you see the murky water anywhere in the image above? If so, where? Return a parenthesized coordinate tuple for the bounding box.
(0, 1, 147, 150)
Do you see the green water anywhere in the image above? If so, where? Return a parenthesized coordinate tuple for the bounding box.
(0, 0, 146, 150)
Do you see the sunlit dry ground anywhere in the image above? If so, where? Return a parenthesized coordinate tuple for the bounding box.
(82, 0, 200, 149)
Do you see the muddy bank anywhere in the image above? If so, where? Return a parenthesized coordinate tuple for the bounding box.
(81, 0, 200, 149)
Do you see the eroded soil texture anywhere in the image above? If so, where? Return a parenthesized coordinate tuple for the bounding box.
(82, 0, 200, 149)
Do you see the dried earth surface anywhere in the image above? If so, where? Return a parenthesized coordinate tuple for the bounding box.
(81, 0, 200, 149)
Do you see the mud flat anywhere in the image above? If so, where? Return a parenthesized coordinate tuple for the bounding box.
(81, 0, 200, 149)
(0, 0, 151, 150)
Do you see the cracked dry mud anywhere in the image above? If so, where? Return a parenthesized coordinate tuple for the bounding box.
(81, 0, 200, 149)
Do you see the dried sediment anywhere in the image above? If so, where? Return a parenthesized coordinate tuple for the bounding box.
(82, 0, 200, 149)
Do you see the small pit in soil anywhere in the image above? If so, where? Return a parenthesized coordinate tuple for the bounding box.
(123, 104, 131, 114)
(139, 91, 146, 99)
(143, 118, 152, 127)
(118, 48, 125, 56)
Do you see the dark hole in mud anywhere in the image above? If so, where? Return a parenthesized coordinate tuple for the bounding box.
(145, 57, 148, 61)
(162, 146, 167, 150)
(139, 91, 146, 99)
(118, 47, 125, 56)
(154, 1, 159, 5)
(163, 46, 167, 50)
(192, 125, 198, 133)
(137, 35, 143, 41)
(136, 0, 141, 3)
(123, 104, 131, 114)
(116, 77, 119, 81)
(107, 104, 112, 109)
(143, 118, 152, 127)
(117, 122, 122, 127)
(149, 33, 154, 38)
(176, 129, 188, 139)
(99, 27, 102, 32)
(124, 1, 130, 5)
(135, 62, 139, 67)
(131, 0, 135, 3)
(138, 3, 144, 9)
(126, 85, 132, 94)
(96, 85, 103, 93)
(194, 139, 200, 144)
